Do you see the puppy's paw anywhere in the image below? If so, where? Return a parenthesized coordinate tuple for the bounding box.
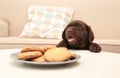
(89, 43, 102, 52)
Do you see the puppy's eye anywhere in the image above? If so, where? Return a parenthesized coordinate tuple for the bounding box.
(77, 27, 82, 30)
(77, 28, 81, 30)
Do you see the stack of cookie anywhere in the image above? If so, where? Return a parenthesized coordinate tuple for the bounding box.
(17, 45, 76, 62)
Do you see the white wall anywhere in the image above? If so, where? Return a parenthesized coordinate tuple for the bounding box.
(71, 0, 120, 39)
(0, 0, 120, 39)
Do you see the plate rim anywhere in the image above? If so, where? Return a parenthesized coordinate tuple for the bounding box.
(10, 52, 80, 65)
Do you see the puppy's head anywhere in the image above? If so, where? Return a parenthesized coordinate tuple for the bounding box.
(62, 20, 94, 49)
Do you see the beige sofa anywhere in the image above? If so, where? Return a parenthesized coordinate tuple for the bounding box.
(0, 0, 120, 52)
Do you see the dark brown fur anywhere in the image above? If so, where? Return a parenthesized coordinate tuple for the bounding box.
(57, 20, 102, 52)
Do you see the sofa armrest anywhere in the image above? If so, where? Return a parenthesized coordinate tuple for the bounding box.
(0, 19, 9, 37)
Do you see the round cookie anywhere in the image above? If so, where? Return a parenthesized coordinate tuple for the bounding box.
(21, 46, 41, 53)
(32, 55, 46, 62)
(39, 45, 56, 53)
(69, 52, 76, 59)
(17, 51, 42, 60)
(44, 47, 71, 62)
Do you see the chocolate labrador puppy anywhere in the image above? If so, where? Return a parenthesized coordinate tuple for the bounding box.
(57, 20, 101, 52)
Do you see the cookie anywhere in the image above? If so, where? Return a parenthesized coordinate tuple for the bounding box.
(39, 45, 56, 53)
(69, 52, 76, 59)
(17, 51, 42, 60)
(21, 46, 41, 53)
(32, 55, 46, 62)
(44, 47, 71, 62)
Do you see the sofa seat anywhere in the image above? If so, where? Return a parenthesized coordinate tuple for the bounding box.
(0, 37, 61, 49)
(0, 37, 120, 53)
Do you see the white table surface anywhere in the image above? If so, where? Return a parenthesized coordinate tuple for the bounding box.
(0, 49, 120, 78)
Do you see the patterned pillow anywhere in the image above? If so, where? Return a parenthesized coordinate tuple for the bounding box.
(19, 5, 74, 39)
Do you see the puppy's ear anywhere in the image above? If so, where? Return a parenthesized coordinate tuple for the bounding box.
(87, 26, 94, 43)
(62, 28, 66, 39)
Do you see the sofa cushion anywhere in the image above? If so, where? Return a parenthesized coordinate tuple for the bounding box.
(19, 5, 74, 39)
(0, 20, 9, 37)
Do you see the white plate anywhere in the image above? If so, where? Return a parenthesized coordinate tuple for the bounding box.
(10, 52, 80, 65)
